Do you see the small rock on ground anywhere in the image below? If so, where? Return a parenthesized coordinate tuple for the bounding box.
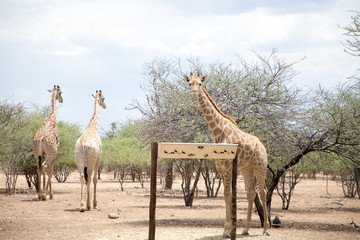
(108, 213, 119, 219)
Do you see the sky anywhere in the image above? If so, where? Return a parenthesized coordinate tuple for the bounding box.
(0, 0, 359, 133)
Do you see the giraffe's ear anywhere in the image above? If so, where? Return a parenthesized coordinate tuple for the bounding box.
(202, 75, 207, 82)
(47, 89, 52, 93)
(197, 72, 200, 77)
(184, 75, 190, 82)
(92, 94, 96, 98)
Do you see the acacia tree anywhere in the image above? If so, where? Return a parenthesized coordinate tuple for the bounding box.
(130, 57, 214, 206)
(130, 52, 307, 208)
(263, 80, 360, 221)
(201, 159, 222, 197)
(0, 100, 33, 193)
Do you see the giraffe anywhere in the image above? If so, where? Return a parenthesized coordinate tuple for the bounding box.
(74, 90, 106, 212)
(33, 85, 63, 201)
(184, 73, 269, 237)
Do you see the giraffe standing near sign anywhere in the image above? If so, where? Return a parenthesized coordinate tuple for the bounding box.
(33, 85, 63, 200)
(185, 73, 269, 237)
(74, 90, 106, 212)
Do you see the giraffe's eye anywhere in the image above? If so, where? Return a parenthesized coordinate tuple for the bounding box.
(189, 83, 191, 86)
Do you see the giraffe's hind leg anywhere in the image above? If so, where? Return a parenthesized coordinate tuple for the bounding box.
(86, 170, 92, 210)
(254, 166, 270, 236)
(80, 173, 86, 212)
(47, 169, 53, 200)
(41, 169, 47, 201)
(37, 169, 44, 200)
(93, 160, 100, 209)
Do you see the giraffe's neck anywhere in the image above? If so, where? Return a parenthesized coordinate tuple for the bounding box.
(86, 97, 100, 133)
(44, 90, 57, 129)
(197, 87, 237, 141)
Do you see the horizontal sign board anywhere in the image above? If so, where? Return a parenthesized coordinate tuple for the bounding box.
(158, 142, 238, 159)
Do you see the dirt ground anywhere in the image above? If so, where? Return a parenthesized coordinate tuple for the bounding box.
(0, 172, 359, 240)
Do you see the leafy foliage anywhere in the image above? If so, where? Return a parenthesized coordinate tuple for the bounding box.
(0, 100, 33, 192)
(53, 121, 81, 182)
(102, 120, 150, 190)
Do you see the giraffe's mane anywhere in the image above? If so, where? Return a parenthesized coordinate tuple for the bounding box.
(200, 86, 237, 126)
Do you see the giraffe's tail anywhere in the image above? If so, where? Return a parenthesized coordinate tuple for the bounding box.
(37, 137, 44, 170)
(38, 155, 42, 170)
(84, 167, 88, 183)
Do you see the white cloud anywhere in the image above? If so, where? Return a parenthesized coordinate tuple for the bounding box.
(50, 45, 91, 57)
(1, 0, 359, 129)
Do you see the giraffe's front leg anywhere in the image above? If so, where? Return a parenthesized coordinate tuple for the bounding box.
(216, 159, 233, 238)
(222, 179, 232, 238)
(223, 176, 232, 238)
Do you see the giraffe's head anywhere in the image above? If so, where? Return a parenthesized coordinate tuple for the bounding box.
(184, 72, 207, 97)
(48, 85, 63, 103)
(93, 90, 106, 109)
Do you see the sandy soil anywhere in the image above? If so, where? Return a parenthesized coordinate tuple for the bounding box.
(0, 172, 359, 240)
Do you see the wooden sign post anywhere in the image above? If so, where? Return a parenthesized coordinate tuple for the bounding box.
(149, 142, 238, 240)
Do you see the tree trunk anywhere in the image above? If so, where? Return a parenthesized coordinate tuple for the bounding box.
(165, 161, 173, 189)
(184, 164, 201, 206)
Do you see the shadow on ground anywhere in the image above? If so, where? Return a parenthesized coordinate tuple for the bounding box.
(127, 217, 360, 233)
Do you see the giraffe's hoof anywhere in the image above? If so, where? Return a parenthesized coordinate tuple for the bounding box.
(80, 207, 85, 212)
(241, 230, 249, 236)
(222, 233, 231, 239)
(263, 231, 270, 236)
(41, 194, 46, 201)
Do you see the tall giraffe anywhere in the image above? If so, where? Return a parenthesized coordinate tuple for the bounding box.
(33, 85, 63, 201)
(74, 90, 106, 212)
(185, 73, 269, 237)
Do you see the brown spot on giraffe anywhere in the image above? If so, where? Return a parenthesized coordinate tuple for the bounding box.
(33, 85, 63, 201)
(184, 72, 269, 237)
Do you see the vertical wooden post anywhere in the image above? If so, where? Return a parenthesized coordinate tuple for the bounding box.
(149, 142, 158, 240)
(230, 151, 238, 240)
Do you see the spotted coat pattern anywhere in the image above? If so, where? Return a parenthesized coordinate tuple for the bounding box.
(185, 73, 269, 237)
